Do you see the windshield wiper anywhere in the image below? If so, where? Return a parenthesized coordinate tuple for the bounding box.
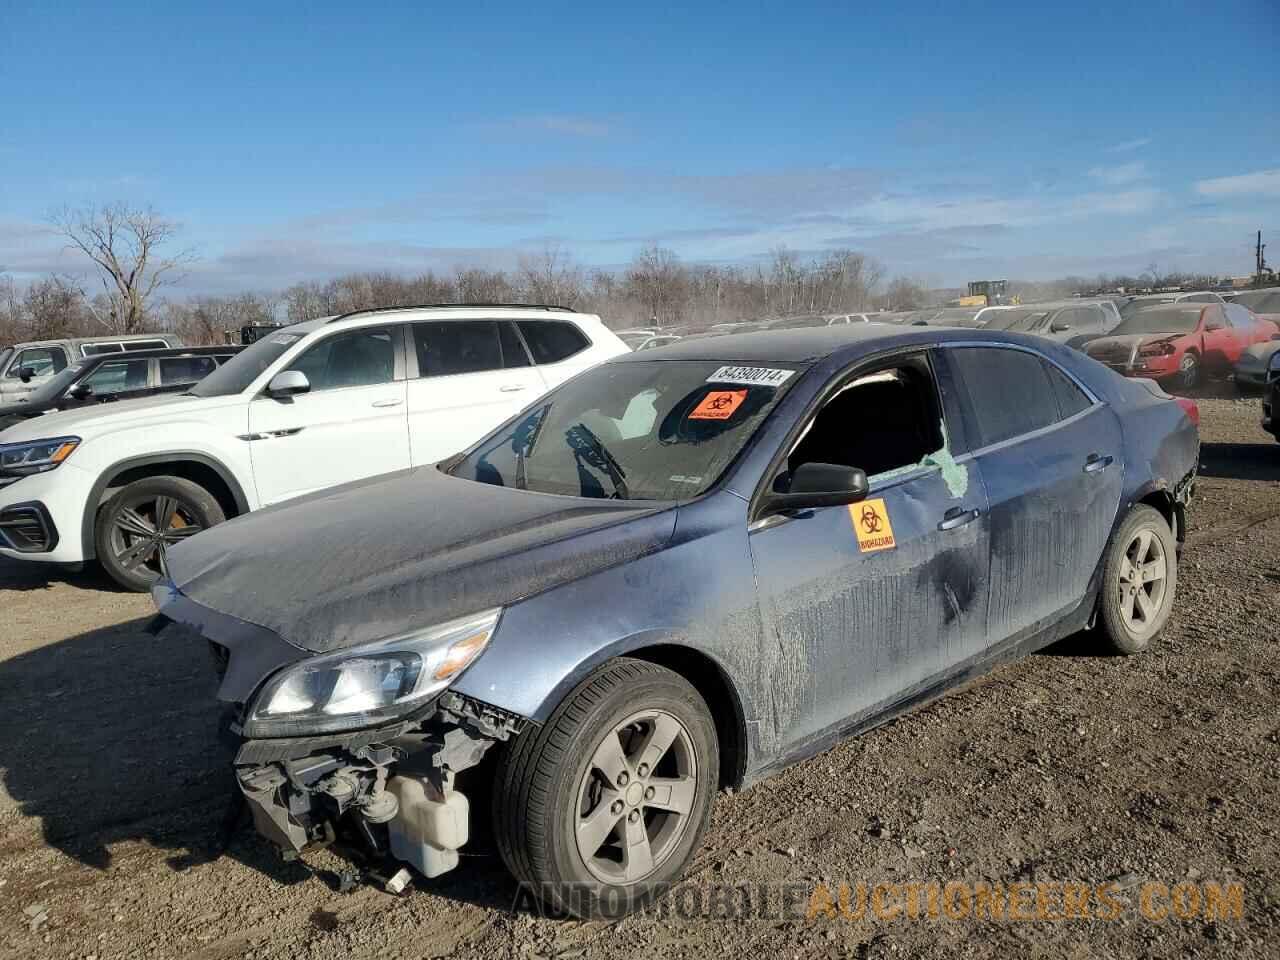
(567, 422, 629, 500)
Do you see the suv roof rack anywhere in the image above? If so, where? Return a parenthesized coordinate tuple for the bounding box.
(326, 303, 578, 324)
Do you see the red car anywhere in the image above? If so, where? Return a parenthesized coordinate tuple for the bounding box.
(1085, 303, 1279, 388)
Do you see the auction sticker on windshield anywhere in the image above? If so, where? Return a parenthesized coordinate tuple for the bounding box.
(851, 498, 896, 553)
(689, 389, 748, 420)
(706, 365, 795, 387)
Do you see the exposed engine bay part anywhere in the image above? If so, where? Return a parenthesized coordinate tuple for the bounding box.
(235, 693, 528, 879)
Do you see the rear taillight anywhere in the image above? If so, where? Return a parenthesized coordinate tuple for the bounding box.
(1175, 397, 1199, 428)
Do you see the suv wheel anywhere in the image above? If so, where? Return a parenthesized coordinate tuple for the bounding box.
(1097, 504, 1178, 654)
(493, 658, 718, 920)
(95, 476, 225, 591)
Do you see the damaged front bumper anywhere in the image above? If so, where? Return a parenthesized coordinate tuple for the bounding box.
(234, 691, 528, 878)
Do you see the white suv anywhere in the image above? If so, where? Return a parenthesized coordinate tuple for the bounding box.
(0, 305, 627, 590)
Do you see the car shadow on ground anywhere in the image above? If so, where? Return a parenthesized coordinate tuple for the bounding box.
(0, 612, 530, 908)
(0, 616, 307, 884)
(0, 559, 126, 594)
(1197, 441, 1280, 483)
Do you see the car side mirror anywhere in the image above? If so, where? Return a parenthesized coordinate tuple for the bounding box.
(17, 367, 34, 383)
(1050, 320, 1070, 333)
(68, 384, 93, 400)
(266, 370, 310, 398)
(761, 462, 870, 515)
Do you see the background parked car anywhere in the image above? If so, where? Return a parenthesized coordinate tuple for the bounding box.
(630, 333, 683, 351)
(903, 307, 984, 327)
(1118, 290, 1225, 321)
(0, 305, 628, 590)
(0, 333, 184, 401)
(1227, 288, 1280, 391)
(1086, 303, 1279, 388)
(975, 299, 1121, 350)
(0, 346, 242, 431)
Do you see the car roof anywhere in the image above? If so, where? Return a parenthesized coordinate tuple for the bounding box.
(286, 303, 593, 335)
(608, 323, 1027, 365)
(73, 345, 238, 364)
(9, 332, 177, 349)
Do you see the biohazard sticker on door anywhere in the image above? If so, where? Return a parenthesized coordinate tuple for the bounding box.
(689, 389, 748, 420)
(850, 498, 896, 552)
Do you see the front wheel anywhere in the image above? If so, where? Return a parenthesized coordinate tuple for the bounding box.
(94, 476, 225, 591)
(1097, 505, 1178, 654)
(493, 658, 719, 919)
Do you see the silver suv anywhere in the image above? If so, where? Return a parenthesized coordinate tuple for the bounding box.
(0, 333, 183, 401)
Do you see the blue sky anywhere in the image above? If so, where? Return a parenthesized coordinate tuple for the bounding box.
(1, 0, 1277, 294)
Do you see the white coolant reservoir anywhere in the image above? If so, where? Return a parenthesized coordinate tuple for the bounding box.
(386, 776, 469, 878)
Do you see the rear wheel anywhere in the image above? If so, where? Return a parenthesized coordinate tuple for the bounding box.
(493, 658, 718, 919)
(95, 476, 224, 591)
(1097, 505, 1177, 654)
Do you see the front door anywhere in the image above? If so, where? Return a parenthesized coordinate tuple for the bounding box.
(945, 344, 1123, 640)
(248, 325, 411, 505)
(748, 351, 990, 755)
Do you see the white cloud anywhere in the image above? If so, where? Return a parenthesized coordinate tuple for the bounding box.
(1195, 168, 1280, 198)
(1107, 137, 1151, 153)
(1087, 161, 1148, 186)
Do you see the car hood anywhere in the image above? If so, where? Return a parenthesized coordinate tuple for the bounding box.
(163, 466, 678, 654)
(1086, 333, 1181, 355)
(0, 393, 198, 442)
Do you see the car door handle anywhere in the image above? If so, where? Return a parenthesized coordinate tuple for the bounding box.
(1083, 453, 1114, 473)
(499, 384, 527, 393)
(371, 398, 404, 408)
(938, 507, 980, 531)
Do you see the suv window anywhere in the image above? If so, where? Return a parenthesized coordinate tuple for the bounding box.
(124, 339, 171, 352)
(1041, 360, 1092, 419)
(287, 327, 396, 391)
(10, 347, 68, 378)
(81, 343, 125, 356)
(517, 320, 590, 364)
(950, 347, 1062, 447)
(82, 357, 150, 394)
(499, 321, 532, 367)
(159, 356, 218, 386)
(413, 321, 504, 377)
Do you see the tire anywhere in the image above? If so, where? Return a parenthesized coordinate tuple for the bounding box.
(1097, 505, 1178, 655)
(94, 476, 225, 592)
(493, 658, 719, 920)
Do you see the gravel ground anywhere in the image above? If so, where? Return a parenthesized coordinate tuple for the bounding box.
(2, 395, 1278, 959)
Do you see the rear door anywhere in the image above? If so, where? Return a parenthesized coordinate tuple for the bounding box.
(248, 325, 411, 505)
(405, 320, 547, 465)
(157, 355, 220, 395)
(945, 344, 1122, 641)
(516, 319, 599, 388)
(747, 349, 991, 753)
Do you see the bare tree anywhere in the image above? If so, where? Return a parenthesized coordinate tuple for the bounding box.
(518, 242, 584, 306)
(625, 246, 687, 327)
(51, 203, 193, 334)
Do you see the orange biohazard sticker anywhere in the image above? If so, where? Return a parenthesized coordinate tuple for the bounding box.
(689, 389, 748, 420)
(850, 498, 896, 552)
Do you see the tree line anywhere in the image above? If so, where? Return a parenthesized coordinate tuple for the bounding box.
(0, 203, 1234, 348)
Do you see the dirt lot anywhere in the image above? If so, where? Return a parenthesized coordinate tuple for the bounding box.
(2, 396, 1278, 959)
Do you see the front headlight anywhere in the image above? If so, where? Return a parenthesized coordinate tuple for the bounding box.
(243, 608, 501, 738)
(0, 436, 80, 476)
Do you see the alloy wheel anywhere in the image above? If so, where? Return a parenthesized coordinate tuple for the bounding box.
(1116, 527, 1168, 639)
(575, 709, 698, 885)
(108, 494, 204, 578)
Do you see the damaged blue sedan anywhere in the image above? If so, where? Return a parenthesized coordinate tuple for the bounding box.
(151, 324, 1199, 918)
